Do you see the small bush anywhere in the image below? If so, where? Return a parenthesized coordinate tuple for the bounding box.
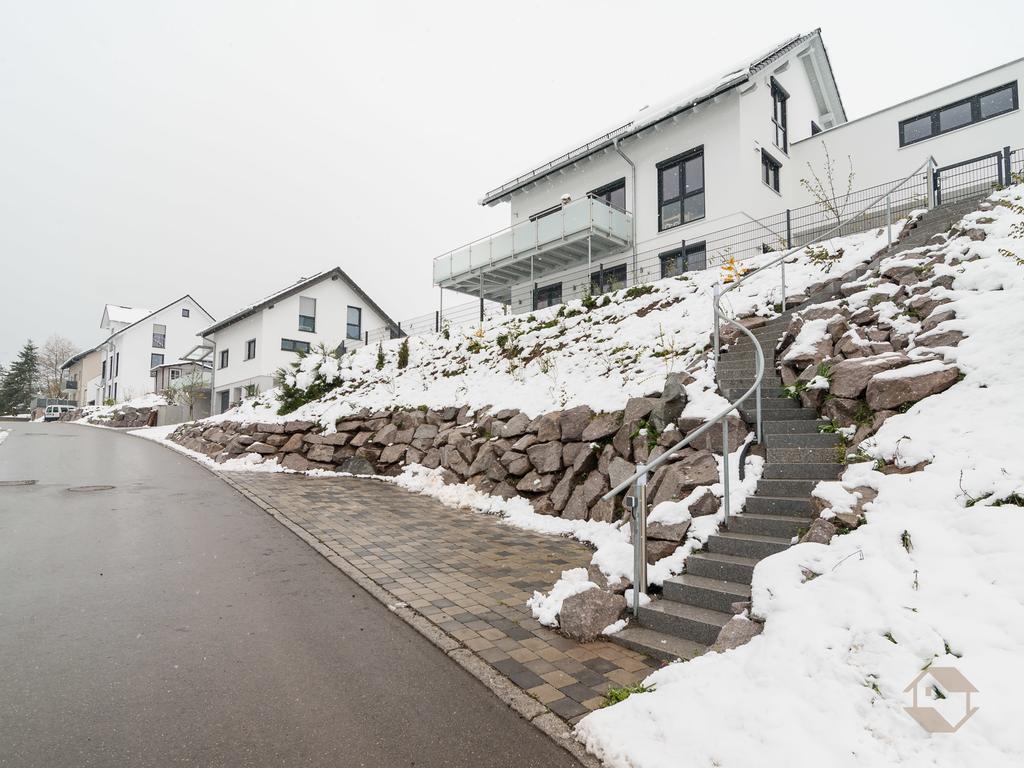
(397, 338, 410, 369)
(602, 682, 655, 707)
(375, 342, 385, 371)
(623, 284, 656, 301)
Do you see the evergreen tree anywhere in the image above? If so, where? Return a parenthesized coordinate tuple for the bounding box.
(0, 340, 39, 414)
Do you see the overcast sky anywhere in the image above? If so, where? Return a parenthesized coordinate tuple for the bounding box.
(2, 0, 1022, 363)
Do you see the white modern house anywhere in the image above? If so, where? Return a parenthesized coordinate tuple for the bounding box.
(199, 267, 400, 415)
(434, 29, 1024, 313)
(98, 297, 215, 403)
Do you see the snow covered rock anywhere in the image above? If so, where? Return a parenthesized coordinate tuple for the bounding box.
(709, 614, 763, 653)
(865, 361, 960, 410)
(558, 588, 626, 643)
(828, 353, 910, 399)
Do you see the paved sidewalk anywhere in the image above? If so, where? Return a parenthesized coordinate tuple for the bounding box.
(228, 473, 660, 722)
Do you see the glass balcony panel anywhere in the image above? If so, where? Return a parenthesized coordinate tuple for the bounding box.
(433, 254, 451, 282)
(561, 199, 588, 234)
(470, 241, 491, 269)
(537, 213, 562, 246)
(491, 230, 513, 262)
(513, 219, 537, 254)
(609, 207, 631, 240)
(450, 246, 471, 276)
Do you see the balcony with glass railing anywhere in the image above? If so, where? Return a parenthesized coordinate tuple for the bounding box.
(433, 195, 633, 302)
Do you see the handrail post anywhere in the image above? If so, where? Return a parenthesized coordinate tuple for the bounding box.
(782, 208, 791, 312)
(885, 192, 893, 250)
(755, 377, 762, 444)
(926, 157, 937, 209)
(722, 419, 731, 526)
(632, 465, 648, 617)
(712, 283, 721, 364)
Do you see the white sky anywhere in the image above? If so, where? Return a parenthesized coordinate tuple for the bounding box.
(2, 0, 1023, 363)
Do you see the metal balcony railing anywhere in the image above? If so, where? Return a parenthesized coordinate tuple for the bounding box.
(432, 194, 633, 295)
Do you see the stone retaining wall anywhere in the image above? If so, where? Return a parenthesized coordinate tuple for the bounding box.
(168, 372, 748, 523)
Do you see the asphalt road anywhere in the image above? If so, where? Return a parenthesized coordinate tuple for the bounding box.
(0, 422, 581, 768)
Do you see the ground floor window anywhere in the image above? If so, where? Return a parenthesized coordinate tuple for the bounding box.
(218, 390, 229, 413)
(660, 241, 707, 278)
(590, 264, 627, 295)
(281, 338, 312, 354)
(533, 282, 562, 310)
(346, 306, 362, 340)
(170, 369, 181, 380)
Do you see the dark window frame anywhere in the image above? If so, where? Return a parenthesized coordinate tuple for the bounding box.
(346, 306, 362, 340)
(659, 241, 707, 278)
(589, 178, 627, 211)
(771, 77, 789, 152)
(656, 146, 705, 232)
(533, 282, 563, 311)
(150, 353, 164, 375)
(298, 295, 316, 333)
(590, 264, 627, 295)
(181, 308, 190, 317)
(244, 338, 256, 360)
(899, 81, 1019, 147)
(152, 323, 166, 349)
(528, 204, 561, 222)
(281, 338, 312, 354)
(219, 349, 229, 369)
(761, 149, 782, 193)
(810, 120, 822, 136)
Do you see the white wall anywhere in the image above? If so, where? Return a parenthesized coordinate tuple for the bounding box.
(208, 274, 393, 413)
(789, 59, 1024, 206)
(99, 296, 213, 403)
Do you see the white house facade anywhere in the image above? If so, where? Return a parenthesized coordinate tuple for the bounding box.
(200, 268, 400, 415)
(434, 29, 1024, 314)
(98, 297, 215, 403)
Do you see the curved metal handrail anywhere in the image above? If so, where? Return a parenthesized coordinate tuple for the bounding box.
(603, 154, 936, 616)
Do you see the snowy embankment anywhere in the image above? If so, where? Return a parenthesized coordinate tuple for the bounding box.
(74, 393, 167, 423)
(0, 428, 9, 447)
(576, 189, 1024, 767)
(205, 224, 899, 429)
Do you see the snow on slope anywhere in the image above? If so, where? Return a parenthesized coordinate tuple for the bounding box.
(214, 223, 899, 430)
(575, 189, 1024, 767)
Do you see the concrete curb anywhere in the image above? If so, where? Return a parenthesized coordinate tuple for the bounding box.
(129, 431, 602, 768)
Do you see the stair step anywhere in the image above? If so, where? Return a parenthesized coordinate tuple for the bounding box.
(609, 626, 707, 663)
(744, 495, 815, 517)
(764, 432, 842, 448)
(754, 478, 818, 496)
(742, 407, 819, 422)
(728, 512, 811, 538)
(638, 600, 731, 646)
(767, 445, 843, 463)
(707, 531, 791, 559)
(762, 419, 829, 435)
(685, 552, 759, 584)
(662, 574, 752, 612)
(762, 462, 845, 480)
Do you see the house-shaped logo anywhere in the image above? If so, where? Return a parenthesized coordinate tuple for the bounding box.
(903, 666, 979, 733)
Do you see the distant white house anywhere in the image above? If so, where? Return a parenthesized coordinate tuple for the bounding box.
(59, 344, 104, 407)
(98, 297, 215, 403)
(199, 267, 400, 414)
(434, 29, 1024, 313)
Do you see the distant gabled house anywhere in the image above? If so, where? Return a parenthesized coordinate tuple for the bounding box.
(59, 344, 103, 407)
(98, 297, 215, 403)
(434, 29, 1024, 314)
(199, 267, 400, 415)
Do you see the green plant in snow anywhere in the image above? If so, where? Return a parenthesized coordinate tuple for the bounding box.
(602, 682, 655, 707)
(375, 342, 385, 371)
(623, 284, 656, 300)
(397, 338, 410, 369)
(901, 530, 913, 553)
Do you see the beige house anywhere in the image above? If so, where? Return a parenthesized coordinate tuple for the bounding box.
(59, 345, 104, 406)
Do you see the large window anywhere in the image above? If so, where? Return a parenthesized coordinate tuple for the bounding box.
(150, 353, 164, 374)
(298, 296, 316, 332)
(660, 242, 707, 278)
(533, 283, 562, 310)
(219, 349, 229, 369)
(761, 149, 781, 193)
(771, 78, 788, 152)
(347, 306, 362, 340)
(590, 264, 627, 295)
(152, 323, 166, 349)
(657, 147, 705, 231)
(281, 338, 312, 353)
(899, 82, 1018, 146)
(590, 178, 626, 210)
(245, 339, 256, 360)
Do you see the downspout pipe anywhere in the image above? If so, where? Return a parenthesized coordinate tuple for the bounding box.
(612, 137, 637, 282)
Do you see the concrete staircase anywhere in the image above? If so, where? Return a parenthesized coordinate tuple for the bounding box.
(609, 198, 983, 663)
(612, 314, 842, 661)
